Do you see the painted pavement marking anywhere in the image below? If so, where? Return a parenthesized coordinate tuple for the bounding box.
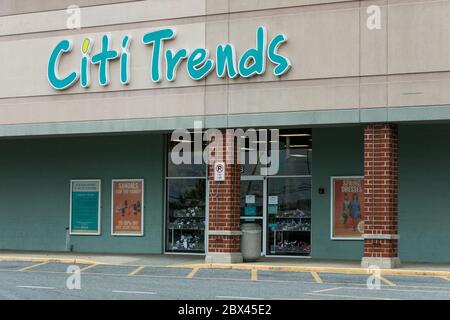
(380, 275, 396, 286)
(112, 290, 156, 295)
(216, 295, 264, 300)
(18, 261, 49, 272)
(313, 287, 342, 293)
(16, 285, 56, 290)
(80, 264, 98, 272)
(128, 265, 146, 276)
(251, 269, 258, 281)
(310, 272, 323, 284)
(187, 267, 200, 279)
(305, 292, 393, 300)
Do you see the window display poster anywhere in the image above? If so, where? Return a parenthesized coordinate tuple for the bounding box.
(331, 177, 364, 239)
(70, 180, 101, 235)
(268, 196, 278, 205)
(245, 195, 256, 204)
(244, 206, 257, 216)
(112, 179, 144, 236)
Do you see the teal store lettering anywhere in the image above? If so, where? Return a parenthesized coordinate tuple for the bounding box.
(47, 26, 291, 90)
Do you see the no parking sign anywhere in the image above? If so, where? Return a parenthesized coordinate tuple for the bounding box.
(214, 161, 225, 181)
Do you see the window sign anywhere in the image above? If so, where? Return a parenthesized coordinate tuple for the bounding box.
(268, 196, 278, 205)
(112, 179, 144, 236)
(245, 195, 256, 204)
(70, 180, 101, 235)
(268, 195, 278, 214)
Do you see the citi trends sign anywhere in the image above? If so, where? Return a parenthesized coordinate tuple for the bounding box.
(47, 26, 291, 90)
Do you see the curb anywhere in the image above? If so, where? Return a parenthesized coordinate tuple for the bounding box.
(0, 255, 98, 266)
(1, 255, 449, 278)
(170, 263, 450, 278)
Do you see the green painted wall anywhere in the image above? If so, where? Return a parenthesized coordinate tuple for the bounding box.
(311, 126, 364, 260)
(0, 133, 165, 254)
(398, 124, 450, 263)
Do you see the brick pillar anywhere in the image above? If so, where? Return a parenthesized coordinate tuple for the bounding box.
(205, 130, 243, 264)
(361, 124, 401, 269)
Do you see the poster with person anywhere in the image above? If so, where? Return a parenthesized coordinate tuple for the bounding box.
(331, 177, 364, 239)
(111, 179, 144, 236)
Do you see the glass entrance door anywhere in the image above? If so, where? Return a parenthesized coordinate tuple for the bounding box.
(240, 176, 265, 254)
(240, 176, 312, 257)
(239, 128, 312, 257)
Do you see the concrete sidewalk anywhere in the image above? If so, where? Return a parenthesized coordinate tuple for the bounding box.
(0, 251, 449, 277)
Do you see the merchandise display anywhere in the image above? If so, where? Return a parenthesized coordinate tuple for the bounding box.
(270, 220, 311, 231)
(268, 207, 311, 256)
(167, 202, 206, 253)
(275, 209, 310, 219)
(172, 207, 203, 217)
(167, 218, 205, 230)
(270, 240, 310, 254)
(169, 234, 204, 251)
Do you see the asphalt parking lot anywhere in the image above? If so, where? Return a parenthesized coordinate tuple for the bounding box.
(0, 260, 449, 300)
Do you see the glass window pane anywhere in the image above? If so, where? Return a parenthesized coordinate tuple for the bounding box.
(166, 179, 206, 253)
(274, 129, 312, 176)
(239, 129, 312, 176)
(240, 180, 264, 218)
(167, 137, 206, 177)
(267, 177, 311, 256)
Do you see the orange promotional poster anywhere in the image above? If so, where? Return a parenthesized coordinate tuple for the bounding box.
(331, 177, 364, 239)
(112, 179, 144, 236)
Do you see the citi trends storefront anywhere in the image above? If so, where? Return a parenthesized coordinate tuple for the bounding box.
(1, 0, 450, 267)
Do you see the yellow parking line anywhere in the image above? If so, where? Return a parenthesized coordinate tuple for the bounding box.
(80, 264, 98, 272)
(173, 263, 450, 278)
(251, 269, 258, 281)
(19, 261, 48, 272)
(187, 267, 200, 279)
(439, 276, 450, 282)
(311, 272, 323, 284)
(380, 276, 396, 286)
(128, 265, 145, 276)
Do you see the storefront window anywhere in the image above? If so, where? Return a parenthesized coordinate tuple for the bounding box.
(167, 140, 205, 177)
(241, 129, 312, 176)
(267, 177, 311, 256)
(166, 137, 207, 253)
(276, 129, 312, 176)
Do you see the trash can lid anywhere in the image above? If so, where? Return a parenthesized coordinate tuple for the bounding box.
(241, 223, 262, 232)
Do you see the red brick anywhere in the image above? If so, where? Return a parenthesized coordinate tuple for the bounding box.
(363, 124, 399, 259)
(208, 130, 241, 253)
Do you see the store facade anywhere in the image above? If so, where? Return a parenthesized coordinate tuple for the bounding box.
(1, 0, 450, 267)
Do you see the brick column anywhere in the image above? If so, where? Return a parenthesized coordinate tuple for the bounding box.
(361, 124, 401, 269)
(205, 130, 243, 264)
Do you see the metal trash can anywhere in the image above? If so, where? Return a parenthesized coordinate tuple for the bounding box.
(241, 223, 262, 262)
